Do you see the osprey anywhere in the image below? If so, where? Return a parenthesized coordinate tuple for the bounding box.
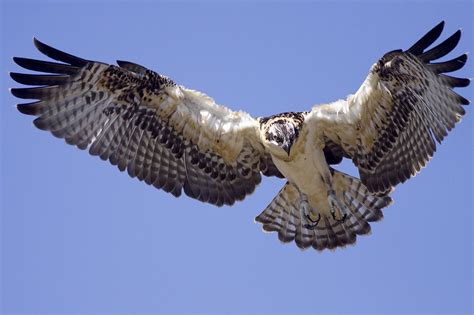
(11, 21, 469, 250)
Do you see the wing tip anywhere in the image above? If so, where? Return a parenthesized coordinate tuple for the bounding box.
(31, 37, 89, 67)
(10, 87, 22, 98)
(435, 20, 445, 32)
(17, 103, 33, 115)
(407, 21, 446, 55)
(33, 37, 43, 50)
(33, 37, 51, 54)
(447, 29, 462, 49)
(452, 28, 462, 40)
(32, 117, 49, 130)
(33, 36, 50, 52)
(457, 77, 471, 88)
(116, 59, 148, 74)
(12, 56, 22, 66)
(9, 72, 22, 85)
(458, 53, 468, 64)
(9, 72, 28, 84)
(465, 78, 472, 89)
(418, 27, 463, 62)
(431, 20, 445, 34)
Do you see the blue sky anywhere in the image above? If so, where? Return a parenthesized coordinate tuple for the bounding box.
(1, 1, 472, 314)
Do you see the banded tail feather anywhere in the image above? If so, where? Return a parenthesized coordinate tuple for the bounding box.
(255, 170, 392, 250)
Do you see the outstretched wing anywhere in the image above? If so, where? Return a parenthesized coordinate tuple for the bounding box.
(11, 39, 281, 206)
(307, 21, 470, 193)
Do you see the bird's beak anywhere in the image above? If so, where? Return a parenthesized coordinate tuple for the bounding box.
(282, 141, 292, 156)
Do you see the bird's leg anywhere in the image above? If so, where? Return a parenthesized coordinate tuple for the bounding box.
(300, 194, 321, 229)
(307, 145, 347, 224)
(327, 189, 347, 223)
(304, 213, 321, 230)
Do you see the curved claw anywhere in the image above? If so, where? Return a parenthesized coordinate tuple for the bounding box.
(304, 223, 317, 230)
(304, 213, 321, 230)
(331, 211, 347, 223)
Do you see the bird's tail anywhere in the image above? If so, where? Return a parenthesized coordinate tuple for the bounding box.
(255, 170, 392, 250)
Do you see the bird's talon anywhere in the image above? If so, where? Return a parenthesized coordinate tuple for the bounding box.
(304, 213, 321, 229)
(304, 224, 316, 230)
(331, 211, 347, 223)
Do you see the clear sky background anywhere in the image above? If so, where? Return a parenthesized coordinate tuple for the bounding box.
(1, 1, 472, 314)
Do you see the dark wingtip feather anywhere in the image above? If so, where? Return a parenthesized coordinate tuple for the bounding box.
(428, 53, 468, 73)
(442, 75, 471, 88)
(458, 95, 470, 105)
(17, 101, 41, 115)
(10, 87, 29, 99)
(10, 72, 26, 84)
(10, 85, 57, 100)
(32, 117, 50, 131)
(33, 37, 89, 67)
(420, 29, 461, 62)
(116, 60, 148, 74)
(407, 21, 445, 55)
(10, 72, 68, 86)
(13, 57, 79, 74)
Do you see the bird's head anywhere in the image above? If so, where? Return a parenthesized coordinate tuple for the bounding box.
(260, 113, 304, 157)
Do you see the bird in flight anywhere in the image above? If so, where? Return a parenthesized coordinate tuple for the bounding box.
(11, 21, 469, 251)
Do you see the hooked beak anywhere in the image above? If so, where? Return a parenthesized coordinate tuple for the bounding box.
(281, 141, 292, 156)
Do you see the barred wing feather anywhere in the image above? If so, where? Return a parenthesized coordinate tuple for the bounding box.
(11, 38, 279, 206)
(308, 21, 470, 194)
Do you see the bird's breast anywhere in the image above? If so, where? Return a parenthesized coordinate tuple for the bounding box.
(271, 147, 327, 197)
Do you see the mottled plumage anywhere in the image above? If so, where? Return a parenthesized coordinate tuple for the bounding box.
(11, 21, 469, 251)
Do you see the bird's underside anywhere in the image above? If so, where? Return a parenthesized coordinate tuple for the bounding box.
(11, 21, 470, 251)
